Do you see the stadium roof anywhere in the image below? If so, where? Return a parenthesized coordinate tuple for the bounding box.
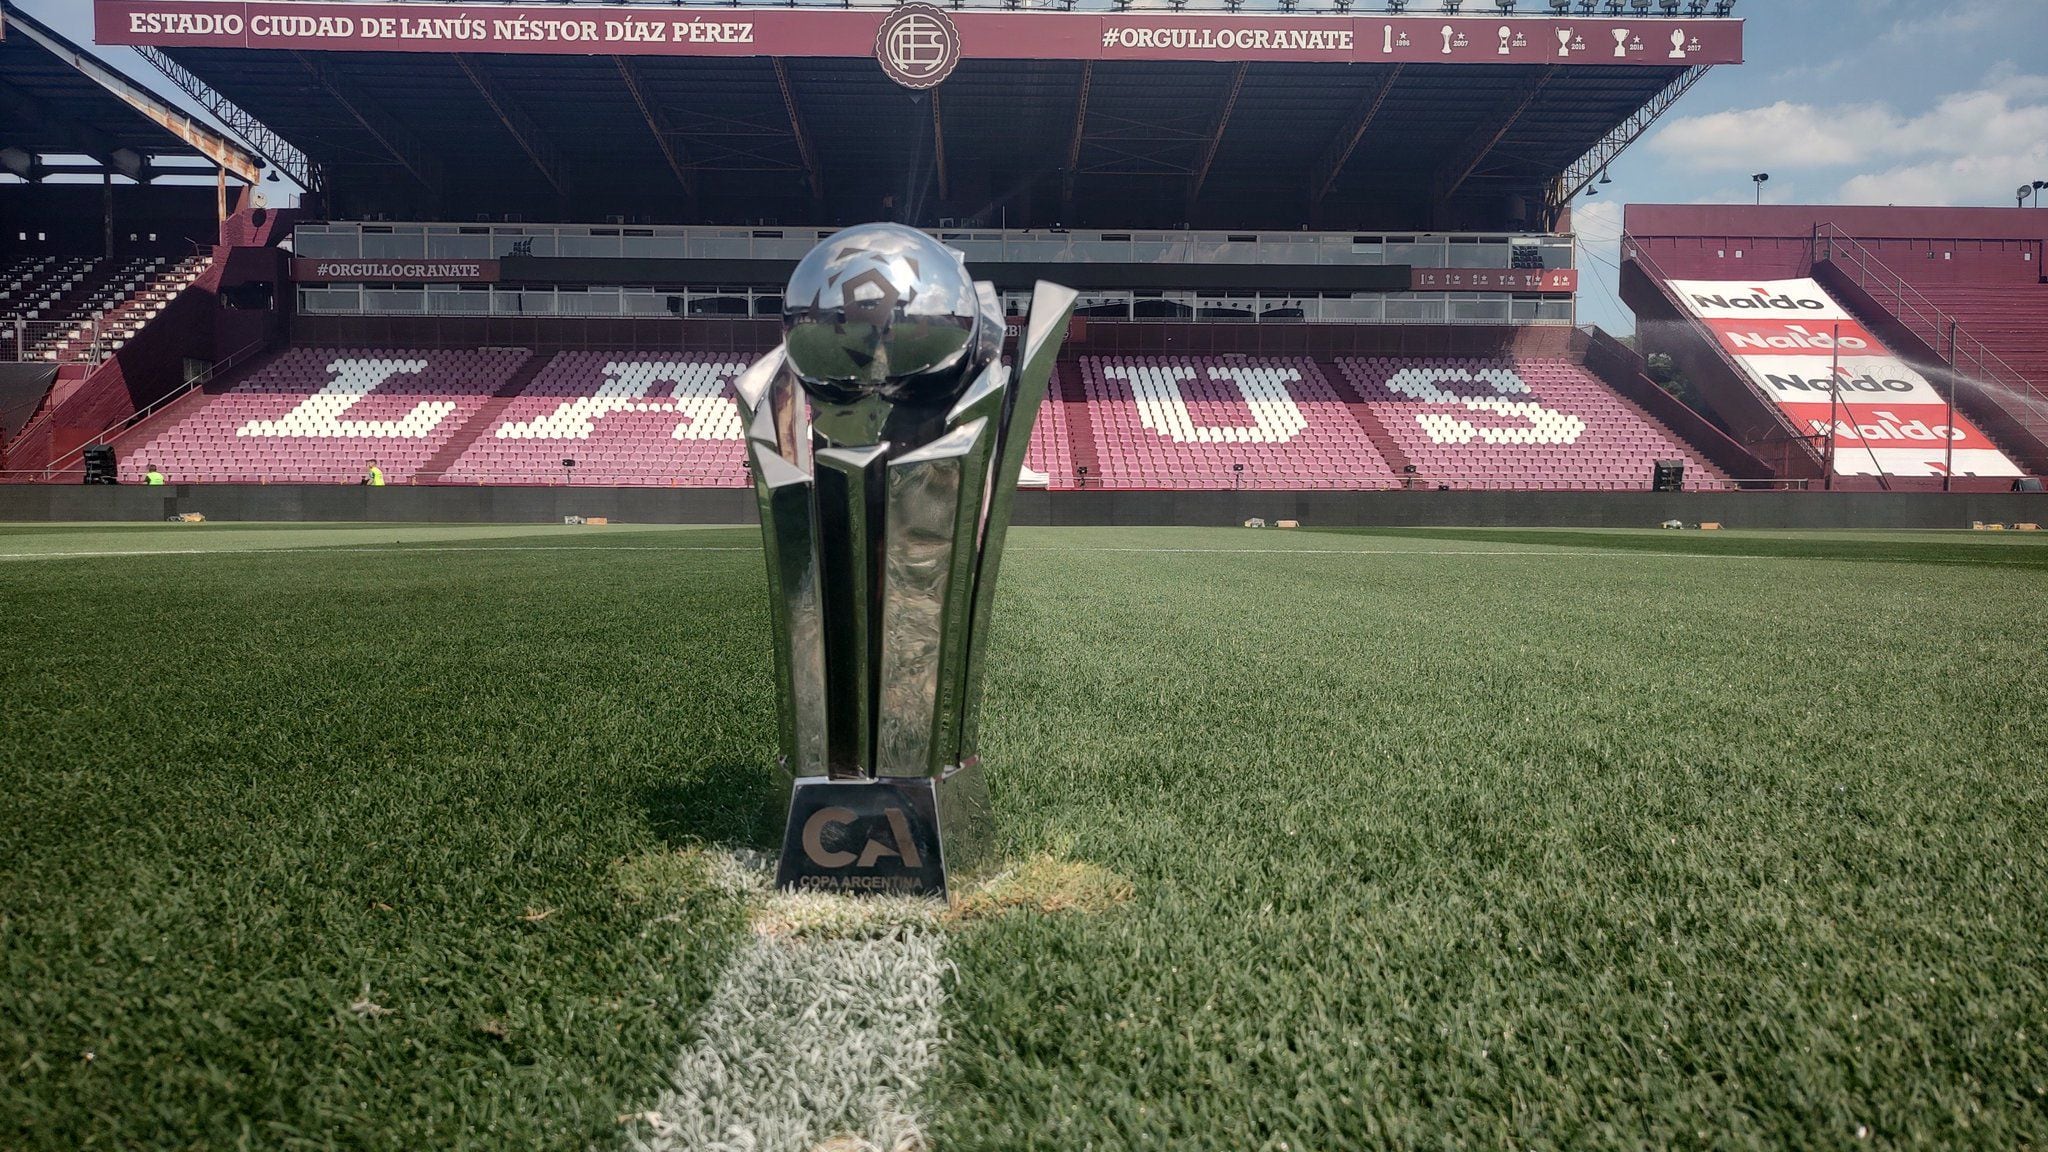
(94, 2, 1741, 230)
(0, 0, 258, 184)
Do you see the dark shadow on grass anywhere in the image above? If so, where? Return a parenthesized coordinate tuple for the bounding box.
(639, 760, 782, 852)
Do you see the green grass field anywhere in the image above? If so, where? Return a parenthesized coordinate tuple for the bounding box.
(3, 523, 2045, 1149)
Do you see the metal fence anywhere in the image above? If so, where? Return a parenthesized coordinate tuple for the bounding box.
(3, 319, 118, 366)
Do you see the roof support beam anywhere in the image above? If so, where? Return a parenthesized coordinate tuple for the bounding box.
(930, 89, 949, 202)
(133, 46, 313, 190)
(772, 59, 824, 203)
(1309, 65, 1401, 208)
(456, 55, 567, 200)
(1186, 62, 1248, 215)
(0, 76, 127, 175)
(1060, 61, 1092, 221)
(1546, 64, 1713, 226)
(1434, 66, 1556, 204)
(294, 52, 442, 196)
(614, 57, 698, 212)
(3, 5, 261, 185)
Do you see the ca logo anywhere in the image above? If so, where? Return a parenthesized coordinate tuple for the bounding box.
(802, 805, 925, 869)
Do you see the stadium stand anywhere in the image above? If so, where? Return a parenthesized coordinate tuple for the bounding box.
(117, 348, 531, 484)
(1340, 357, 1721, 489)
(439, 352, 750, 487)
(1022, 377, 1076, 488)
(2, 255, 211, 363)
(1075, 357, 1392, 489)
(1623, 205, 2048, 482)
(1902, 286, 2048, 395)
(102, 346, 1737, 490)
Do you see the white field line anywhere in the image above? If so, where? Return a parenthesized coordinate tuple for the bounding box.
(0, 545, 760, 561)
(6, 542, 1729, 562)
(5, 542, 2024, 564)
(630, 932, 948, 1152)
(627, 858, 949, 1152)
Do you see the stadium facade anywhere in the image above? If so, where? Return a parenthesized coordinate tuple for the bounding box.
(2, 0, 2043, 510)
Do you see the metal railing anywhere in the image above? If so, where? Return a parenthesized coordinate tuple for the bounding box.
(1812, 223, 2048, 449)
(5, 319, 121, 366)
(29, 339, 275, 483)
(295, 221, 1578, 272)
(297, 283, 1578, 325)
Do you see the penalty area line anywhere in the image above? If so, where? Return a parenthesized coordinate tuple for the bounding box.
(626, 858, 950, 1152)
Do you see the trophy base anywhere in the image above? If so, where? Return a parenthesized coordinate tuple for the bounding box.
(772, 760, 992, 901)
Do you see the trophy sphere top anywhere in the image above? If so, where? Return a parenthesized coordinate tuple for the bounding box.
(782, 223, 981, 405)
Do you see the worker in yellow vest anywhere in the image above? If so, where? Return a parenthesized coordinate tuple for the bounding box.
(365, 459, 385, 487)
(144, 464, 167, 486)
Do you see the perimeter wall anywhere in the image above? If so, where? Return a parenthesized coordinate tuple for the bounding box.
(4, 485, 2044, 530)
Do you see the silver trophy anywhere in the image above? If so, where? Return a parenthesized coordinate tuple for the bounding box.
(734, 223, 1076, 899)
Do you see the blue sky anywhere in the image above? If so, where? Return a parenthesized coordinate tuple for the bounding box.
(16, 0, 2048, 335)
(1568, 0, 2048, 333)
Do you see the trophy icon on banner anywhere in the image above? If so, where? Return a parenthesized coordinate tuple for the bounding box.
(734, 224, 1076, 899)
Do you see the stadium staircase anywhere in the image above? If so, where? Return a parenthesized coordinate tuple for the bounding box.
(1619, 237, 1826, 481)
(1320, 361, 1416, 479)
(1054, 369, 1102, 486)
(3, 254, 232, 474)
(414, 352, 558, 481)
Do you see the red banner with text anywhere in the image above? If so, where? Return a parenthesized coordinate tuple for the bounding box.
(292, 259, 500, 283)
(1668, 277, 2021, 478)
(95, 0, 1741, 64)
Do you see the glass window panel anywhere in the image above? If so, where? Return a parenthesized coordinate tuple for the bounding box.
(362, 288, 426, 314)
(359, 230, 426, 259)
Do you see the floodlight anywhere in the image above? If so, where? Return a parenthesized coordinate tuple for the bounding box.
(1548, 0, 1570, 11)
(1496, 0, 1516, 13)
(1600, 168, 1613, 184)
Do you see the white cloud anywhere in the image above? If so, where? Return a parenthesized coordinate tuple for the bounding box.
(1646, 102, 1898, 170)
(1644, 75, 2048, 206)
(1881, 0, 2042, 46)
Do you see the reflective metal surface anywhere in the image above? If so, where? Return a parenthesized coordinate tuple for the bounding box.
(877, 415, 992, 777)
(783, 223, 981, 403)
(746, 223, 1075, 895)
